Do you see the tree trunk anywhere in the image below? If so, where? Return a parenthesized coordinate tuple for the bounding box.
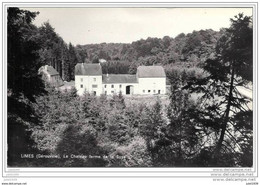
(61, 60, 64, 80)
(214, 64, 235, 157)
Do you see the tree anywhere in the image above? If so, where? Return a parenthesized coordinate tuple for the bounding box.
(7, 8, 46, 166)
(56, 124, 108, 167)
(37, 22, 72, 81)
(139, 99, 169, 166)
(8, 7, 45, 100)
(145, 78, 201, 167)
(37, 22, 61, 67)
(185, 13, 253, 166)
(92, 54, 99, 63)
(109, 136, 152, 167)
(68, 43, 79, 80)
(213, 13, 252, 164)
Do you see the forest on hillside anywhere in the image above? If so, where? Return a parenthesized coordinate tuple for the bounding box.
(75, 29, 222, 78)
(7, 8, 253, 167)
(76, 29, 222, 66)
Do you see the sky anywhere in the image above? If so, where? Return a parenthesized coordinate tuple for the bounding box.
(23, 7, 253, 45)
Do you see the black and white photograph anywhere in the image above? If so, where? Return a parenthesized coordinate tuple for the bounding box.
(1, 2, 258, 184)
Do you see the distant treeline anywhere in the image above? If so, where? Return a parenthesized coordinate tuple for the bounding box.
(76, 29, 223, 76)
(76, 30, 223, 64)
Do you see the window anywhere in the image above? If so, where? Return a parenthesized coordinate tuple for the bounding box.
(158, 90, 161, 94)
(143, 90, 145, 93)
(111, 91, 114, 94)
(105, 91, 107, 95)
(148, 90, 151, 93)
(92, 84, 98, 88)
(81, 78, 83, 82)
(93, 78, 96, 82)
(111, 85, 114, 88)
(119, 84, 122, 88)
(93, 91, 96, 96)
(153, 90, 156, 93)
(104, 85, 107, 88)
(80, 84, 83, 88)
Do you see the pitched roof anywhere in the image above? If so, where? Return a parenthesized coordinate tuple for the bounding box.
(46, 66, 59, 76)
(75, 63, 102, 76)
(102, 74, 138, 84)
(137, 66, 166, 78)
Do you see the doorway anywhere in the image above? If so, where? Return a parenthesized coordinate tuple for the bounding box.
(126, 85, 134, 95)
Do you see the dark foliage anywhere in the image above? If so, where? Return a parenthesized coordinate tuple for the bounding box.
(183, 13, 253, 167)
(8, 7, 45, 100)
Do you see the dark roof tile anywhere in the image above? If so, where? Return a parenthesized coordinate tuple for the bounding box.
(102, 74, 137, 84)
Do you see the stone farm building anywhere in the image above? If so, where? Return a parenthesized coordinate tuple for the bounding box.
(75, 63, 166, 96)
(38, 65, 64, 87)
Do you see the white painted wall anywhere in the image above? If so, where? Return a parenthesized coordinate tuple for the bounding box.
(75, 75, 166, 96)
(102, 83, 139, 95)
(137, 78, 166, 95)
(75, 75, 102, 96)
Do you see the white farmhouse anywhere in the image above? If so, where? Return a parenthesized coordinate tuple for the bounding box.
(75, 63, 166, 96)
(75, 63, 103, 96)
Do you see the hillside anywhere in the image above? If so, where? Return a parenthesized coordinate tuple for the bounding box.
(75, 29, 223, 67)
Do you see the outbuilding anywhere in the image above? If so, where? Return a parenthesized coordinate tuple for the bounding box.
(38, 65, 63, 87)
